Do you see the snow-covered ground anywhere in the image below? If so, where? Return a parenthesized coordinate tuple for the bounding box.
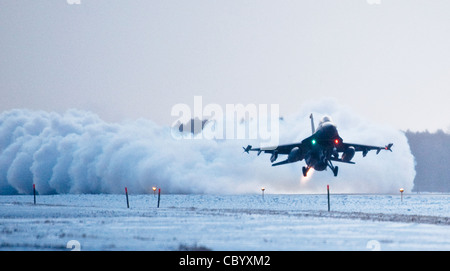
(0, 193, 449, 251)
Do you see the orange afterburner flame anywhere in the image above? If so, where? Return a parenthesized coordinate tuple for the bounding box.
(300, 168, 314, 186)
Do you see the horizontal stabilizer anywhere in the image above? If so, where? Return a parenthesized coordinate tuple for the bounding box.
(329, 157, 356, 164)
(271, 159, 291, 166)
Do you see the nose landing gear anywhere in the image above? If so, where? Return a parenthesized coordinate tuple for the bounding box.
(303, 160, 339, 177)
(302, 166, 310, 177)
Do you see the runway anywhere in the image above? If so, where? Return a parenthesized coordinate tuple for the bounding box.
(1, 193, 449, 250)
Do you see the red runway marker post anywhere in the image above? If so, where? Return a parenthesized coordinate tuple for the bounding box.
(157, 188, 161, 208)
(125, 187, 129, 208)
(33, 184, 36, 205)
(327, 185, 330, 212)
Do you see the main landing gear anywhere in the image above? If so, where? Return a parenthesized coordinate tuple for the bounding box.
(327, 160, 339, 177)
(303, 160, 339, 177)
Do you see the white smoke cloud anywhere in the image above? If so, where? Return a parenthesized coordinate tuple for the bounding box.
(0, 99, 415, 195)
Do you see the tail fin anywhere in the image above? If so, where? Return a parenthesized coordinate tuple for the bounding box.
(310, 113, 315, 134)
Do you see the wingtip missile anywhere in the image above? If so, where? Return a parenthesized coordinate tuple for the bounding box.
(243, 145, 252, 153)
(385, 143, 393, 152)
(376, 143, 393, 154)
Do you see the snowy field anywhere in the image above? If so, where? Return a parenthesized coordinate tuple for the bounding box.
(0, 193, 449, 251)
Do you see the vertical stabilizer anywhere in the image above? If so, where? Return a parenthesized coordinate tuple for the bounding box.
(310, 113, 315, 134)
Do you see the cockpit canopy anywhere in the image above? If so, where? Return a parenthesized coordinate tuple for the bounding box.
(318, 115, 333, 129)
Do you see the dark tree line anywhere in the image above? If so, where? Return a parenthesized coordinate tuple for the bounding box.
(405, 130, 450, 192)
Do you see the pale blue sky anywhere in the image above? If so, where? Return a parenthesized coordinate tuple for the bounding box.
(1, 0, 450, 132)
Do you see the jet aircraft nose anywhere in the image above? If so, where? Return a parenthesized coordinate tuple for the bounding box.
(318, 122, 339, 139)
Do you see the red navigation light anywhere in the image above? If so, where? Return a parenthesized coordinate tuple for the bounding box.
(334, 139, 339, 145)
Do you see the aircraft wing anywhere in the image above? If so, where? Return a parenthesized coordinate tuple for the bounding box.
(243, 142, 303, 155)
(243, 142, 304, 167)
(339, 142, 393, 157)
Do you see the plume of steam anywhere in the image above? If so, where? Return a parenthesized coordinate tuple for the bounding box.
(0, 99, 415, 195)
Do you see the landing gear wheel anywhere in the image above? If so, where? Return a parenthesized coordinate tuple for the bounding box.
(333, 166, 339, 177)
(326, 159, 339, 177)
(302, 166, 309, 177)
